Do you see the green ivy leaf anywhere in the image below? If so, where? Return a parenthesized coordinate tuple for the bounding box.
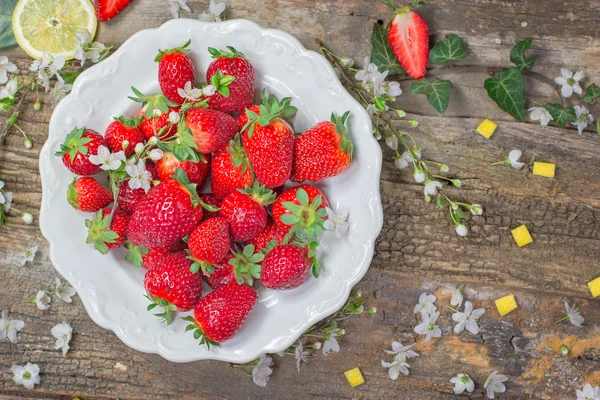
(582, 83, 600, 104)
(544, 103, 576, 127)
(484, 67, 526, 121)
(429, 34, 466, 65)
(410, 77, 454, 114)
(0, 0, 17, 49)
(510, 37, 537, 73)
(370, 22, 405, 75)
(62, 71, 83, 85)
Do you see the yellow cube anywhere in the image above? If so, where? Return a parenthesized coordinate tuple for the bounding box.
(495, 294, 518, 316)
(344, 367, 365, 387)
(532, 162, 555, 178)
(476, 119, 497, 138)
(588, 277, 600, 298)
(511, 225, 533, 247)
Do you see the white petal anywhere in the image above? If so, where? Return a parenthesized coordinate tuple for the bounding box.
(561, 68, 573, 79)
(572, 83, 582, 95)
(573, 70, 585, 81)
(561, 84, 574, 98)
(454, 321, 466, 333)
(453, 381, 466, 394)
(510, 160, 525, 169)
(554, 77, 566, 86)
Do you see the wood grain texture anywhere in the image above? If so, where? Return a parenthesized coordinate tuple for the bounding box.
(1, 0, 599, 399)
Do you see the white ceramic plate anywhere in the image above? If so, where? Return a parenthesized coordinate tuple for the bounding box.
(40, 19, 383, 363)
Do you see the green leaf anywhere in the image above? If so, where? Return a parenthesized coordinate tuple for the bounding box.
(0, 0, 17, 49)
(410, 77, 454, 114)
(484, 67, 526, 121)
(510, 37, 537, 73)
(544, 103, 576, 127)
(62, 71, 83, 85)
(582, 83, 600, 104)
(370, 22, 405, 75)
(429, 34, 466, 65)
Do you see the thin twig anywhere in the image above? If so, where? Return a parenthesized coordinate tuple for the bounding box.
(0, 87, 31, 144)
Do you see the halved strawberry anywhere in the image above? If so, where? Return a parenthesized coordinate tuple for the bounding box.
(387, 3, 430, 79)
(95, 0, 132, 22)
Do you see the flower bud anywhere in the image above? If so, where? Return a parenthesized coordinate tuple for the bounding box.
(410, 120, 419, 128)
(121, 140, 130, 151)
(312, 342, 322, 350)
(413, 169, 425, 183)
(339, 329, 346, 335)
(560, 345, 568, 356)
(385, 136, 398, 151)
(368, 307, 377, 314)
(440, 164, 449, 172)
(168, 111, 181, 124)
(24, 138, 33, 149)
(452, 179, 462, 187)
(149, 148, 164, 161)
(148, 136, 159, 145)
(22, 212, 33, 224)
(455, 224, 468, 237)
(203, 85, 216, 96)
(394, 157, 408, 170)
(34, 101, 42, 111)
(134, 142, 144, 154)
(339, 56, 354, 68)
(395, 109, 406, 118)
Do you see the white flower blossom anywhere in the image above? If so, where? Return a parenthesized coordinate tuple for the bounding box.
(177, 81, 202, 101)
(29, 51, 51, 73)
(508, 149, 525, 169)
(31, 290, 51, 310)
(73, 30, 105, 66)
(442, 284, 464, 307)
(1, 310, 24, 343)
(168, 0, 191, 18)
(573, 105, 594, 135)
(554, 68, 584, 98)
(323, 207, 349, 237)
(198, 0, 226, 22)
(202, 84, 216, 96)
(576, 383, 600, 400)
(450, 373, 475, 394)
(424, 180, 442, 196)
(149, 148, 164, 161)
(49, 80, 72, 106)
(20, 245, 38, 266)
(452, 301, 485, 334)
(528, 107, 553, 126)
(386, 81, 402, 97)
(11, 362, 40, 390)
(561, 300, 584, 327)
(252, 354, 273, 387)
(294, 341, 310, 372)
(394, 151, 412, 169)
(484, 371, 508, 399)
(455, 224, 468, 237)
(126, 160, 153, 193)
(0, 79, 18, 100)
(1, 190, 12, 212)
(385, 135, 398, 151)
(381, 358, 410, 380)
(89, 145, 125, 171)
(51, 322, 73, 355)
(339, 57, 354, 68)
(323, 327, 343, 355)
(168, 111, 181, 124)
(384, 341, 419, 362)
(55, 277, 77, 303)
(413, 169, 425, 183)
(414, 293, 437, 316)
(355, 57, 380, 83)
(0, 56, 18, 84)
(22, 213, 33, 224)
(470, 203, 483, 216)
(414, 311, 441, 342)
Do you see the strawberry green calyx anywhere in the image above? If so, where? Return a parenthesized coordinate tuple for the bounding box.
(66, 177, 80, 209)
(188, 254, 215, 275)
(307, 241, 321, 278)
(158, 119, 204, 163)
(280, 188, 328, 240)
(154, 39, 191, 62)
(128, 87, 179, 119)
(383, 0, 425, 13)
(85, 211, 119, 255)
(229, 244, 263, 285)
(239, 180, 277, 206)
(209, 70, 236, 98)
(182, 315, 220, 349)
(145, 293, 177, 325)
(114, 115, 143, 128)
(331, 111, 354, 158)
(125, 242, 149, 268)
(208, 46, 246, 59)
(55, 126, 91, 161)
(242, 89, 298, 138)
(172, 168, 219, 212)
(227, 134, 250, 173)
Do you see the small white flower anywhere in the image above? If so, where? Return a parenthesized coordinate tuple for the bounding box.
(126, 160, 153, 193)
(89, 145, 125, 171)
(355, 57, 380, 83)
(381, 358, 410, 380)
(528, 107, 553, 126)
(554, 68, 584, 98)
(32, 290, 51, 310)
(148, 136, 159, 145)
(134, 142, 145, 154)
(322, 328, 342, 355)
(0, 79, 18, 100)
(450, 373, 475, 394)
(470, 203, 483, 216)
(484, 371, 508, 399)
(394, 151, 412, 169)
(413, 169, 425, 183)
(560, 345, 569, 356)
(20, 245, 38, 266)
(508, 149, 525, 169)
(294, 341, 310, 372)
(177, 81, 203, 101)
(414, 293, 437, 316)
(339, 56, 354, 68)
(573, 105, 594, 135)
(561, 300, 584, 327)
(49, 80, 72, 106)
(576, 383, 600, 400)
(11, 362, 40, 390)
(0, 56, 18, 84)
(385, 135, 398, 151)
(386, 81, 402, 97)
(455, 224, 468, 237)
(442, 284, 464, 307)
(168, 111, 181, 124)
(168, 0, 191, 18)
(22, 213, 33, 224)
(86, 41, 106, 64)
(1, 191, 13, 212)
(198, 0, 226, 22)
(73, 30, 92, 66)
(414, 311, 441, 342)
(323, 207, 349, 237)
(46, 54, 65, 82)
(371, 69, 390, 97)
(149, 148, 164, 161)
(30, 50, 51, 73)
(424, 180, 442, 196)
(0, 310, 25, 343)
(51, 322, 73, 355)
(55, 277, 77, 303)
(202, 84, 216, 96)
(453, 301, 485, 334)
(384, 341, 419, 362)
(252, 354, 273, 387)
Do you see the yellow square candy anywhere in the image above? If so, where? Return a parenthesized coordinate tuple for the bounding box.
(511, 225, 533, 247)
(588, 277, 600, 298)
(344, 367, 365, 387)
(532, 162, 555, 178)
(476, 119, 497, 138)
(495, 294, 518, 316)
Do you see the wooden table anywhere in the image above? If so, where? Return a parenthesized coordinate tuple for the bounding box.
(1, 1, 599, 398)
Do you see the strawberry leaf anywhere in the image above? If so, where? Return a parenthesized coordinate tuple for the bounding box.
(429, 34, 467, 65)
(484, 67, 526, 121)
(544, 103, 577, 127)
(173, 168, 201, 208)
(582, 83, 600, 104)
(67, 177, 80, 209)
(410, 77, 454, 114)
(144, 293, 177, 325)
(125, 242, 148, 268)
(85, 211, 119, 255)
(510, 37, 537, 74)
(155, 39, 191, 62)
(114, 115, 143, 128)
(55, 126, 91, 161)
(370, 22, 405, 75)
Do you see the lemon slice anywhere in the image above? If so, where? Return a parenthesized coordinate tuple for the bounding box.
(12, 0, 97, 60)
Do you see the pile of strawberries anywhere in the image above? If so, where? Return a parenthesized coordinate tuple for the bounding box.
(55, 41, 354, 347)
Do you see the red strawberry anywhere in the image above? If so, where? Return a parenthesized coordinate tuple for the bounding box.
(199, 194, 221, 220)
(291, 112, 353, 183)
(183, 282, 257, 346)
(67, 177, 112, 213)
(387, 5, 430, 79)
(125, 240, 186, 269)
(138, 105, 179, 141)
(239, 91, 296, 188)
(155, 151, 210, 186)
(261, 244, 316, 290)
(271, 184, 329, 239)
(95, 0, 131, 21)
(117, 162, 159, 214)
(211, 135, 253, 199)
(105, 117, 145, 157)
(247, 217, 287, 252)
(144, 251, 203, 324)
(185, 108, 239, 154)
(55, 127, 106, 176)
(206, 47, 256, 113)
(155, 40, 195, 104)
(188, 217, 230, 274)
(126, 169, 204, 248)
(218, 183, 276, 242)
(202, 253, 235, 289)
(85, 208, 130, 254)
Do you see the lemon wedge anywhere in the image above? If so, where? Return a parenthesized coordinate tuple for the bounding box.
(12, 0, 97, 60)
